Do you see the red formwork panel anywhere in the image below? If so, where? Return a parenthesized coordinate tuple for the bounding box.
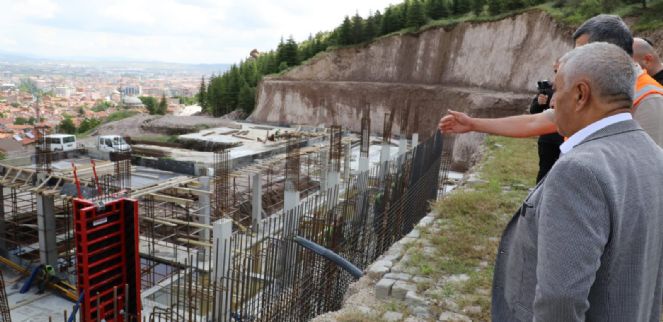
(73, 198, 141, 322)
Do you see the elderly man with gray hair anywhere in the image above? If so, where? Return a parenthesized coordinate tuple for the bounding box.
(491, 42, 663, 321)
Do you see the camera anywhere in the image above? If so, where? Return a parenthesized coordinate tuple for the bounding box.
(537, 80, 553, 94)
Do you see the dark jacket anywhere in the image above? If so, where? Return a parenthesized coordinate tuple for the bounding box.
(529, 94, 563, 144)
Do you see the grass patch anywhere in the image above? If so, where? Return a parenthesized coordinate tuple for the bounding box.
(425, 136, 537, 321)
(105, 110, 140, 123)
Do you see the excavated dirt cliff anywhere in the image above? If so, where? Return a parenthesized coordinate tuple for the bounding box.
(249, 10, 578, 155)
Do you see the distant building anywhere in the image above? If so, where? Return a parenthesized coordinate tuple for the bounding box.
(1, 84, 15, 92)
(54, 86, 73, 98)
(122, 96, 144, 108)
(120, 85, 141, 97)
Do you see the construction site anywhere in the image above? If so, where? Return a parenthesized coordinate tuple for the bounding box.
(0, 103, 452, 322)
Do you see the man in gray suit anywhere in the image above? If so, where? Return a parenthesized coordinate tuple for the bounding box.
(492, 42, 663, 321)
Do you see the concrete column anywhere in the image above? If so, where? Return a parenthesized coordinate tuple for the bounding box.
(319, 149, 328, 191)
(326, 171, 340, 190)
(412, 133, 419, 149)
(251, 173, 262, 227)
(196, 177, 211, 260)
(399, 138, 407, 156)
(358, 157, 369, 172)
(37, 194, 57, 266)
(284, 190, 300, 213)
(282, 189, 300, 286)
(0, 185, 6, 257)
(378, 143, 391, 181)
(212, 218, 233, 322)
(343, 144, 351, 182)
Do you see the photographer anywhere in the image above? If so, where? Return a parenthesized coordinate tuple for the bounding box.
(529, 80, 563, 183)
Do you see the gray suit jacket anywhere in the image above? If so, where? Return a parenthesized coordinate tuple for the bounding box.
(492, 120, 663, 321)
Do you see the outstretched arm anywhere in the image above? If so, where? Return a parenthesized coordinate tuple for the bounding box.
(438, 110, 558, 138)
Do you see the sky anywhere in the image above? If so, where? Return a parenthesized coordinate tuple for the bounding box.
(0, 0, 397, 65)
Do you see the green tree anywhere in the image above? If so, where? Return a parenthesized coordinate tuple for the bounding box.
(157, 94, 168, 115)
(338, 16, 353, 45)
(58, 117, 76, 134)
(14, 117, 28, 125)
(351, 13, 364, 43)
(473, 0, 486, 15)
(406, 0, 427, 28)
(237, 83, 256, 114)
(207, 76, 225, 117)
(139, 96, 158, 114)
(198, 76, 207, 111)
(366, 10, 381, 40)
(381, 6, 403, 34)
(276, 36, 299, 67)
(427, 0, 450, 19)
(488, 0, 503, 15)
(78, 106, 85, 116)
(452, 0, 472, 14)
(503, 0, 526, 11)
(78, 118, 102, 134)
(92, 101, 111, 112)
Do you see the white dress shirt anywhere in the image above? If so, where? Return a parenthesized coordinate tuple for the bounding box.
(560, 113, 632, 154)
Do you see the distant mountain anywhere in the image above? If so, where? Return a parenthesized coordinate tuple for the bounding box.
(0, 51, 230, 75)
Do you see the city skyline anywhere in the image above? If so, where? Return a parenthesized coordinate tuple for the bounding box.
(1, 0, 397, 65)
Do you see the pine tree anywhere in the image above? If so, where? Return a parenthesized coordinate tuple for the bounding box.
(372, 10, 383, 36)
(381, 6, 403, 34)
(339, 16, 353, 45)
(158, 94, 167, 115)
(452, 0, 472, 14)
(351, 13, 364, 43)
(488, 0, 502, 15)
(237, 82, 256, 114)
(503, 0, 526, 11)
(364, 13, 377, 40)
(198, 76, 207, 111)
(406, 0, 427, 28)
(427, 0, 449, 19)
(473, 0, 486, 15)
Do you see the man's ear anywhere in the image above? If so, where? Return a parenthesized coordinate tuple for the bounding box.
(575, 81, 591, 112)
(644, 53, 654, 65)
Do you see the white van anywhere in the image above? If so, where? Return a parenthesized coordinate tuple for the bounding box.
(97, 135, 131, 153)
(44, 134, 77, 152)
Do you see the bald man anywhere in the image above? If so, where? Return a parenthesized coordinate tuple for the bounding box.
(492, 42, 663, 321)
(438, 15, 663, 147)
(634, 37, 663, 84)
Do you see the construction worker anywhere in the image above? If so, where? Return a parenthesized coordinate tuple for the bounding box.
(633, 37, 663, 84)
(37, 264, 57, 294)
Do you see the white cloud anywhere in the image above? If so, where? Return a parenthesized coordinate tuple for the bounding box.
(0, 0, 397, 64)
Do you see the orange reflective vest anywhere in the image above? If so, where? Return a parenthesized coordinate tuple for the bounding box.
(634, 71, 663, 108)
(561, 72, 663, 141)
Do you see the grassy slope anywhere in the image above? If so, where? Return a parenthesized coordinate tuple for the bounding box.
(417, 136, 537, 321)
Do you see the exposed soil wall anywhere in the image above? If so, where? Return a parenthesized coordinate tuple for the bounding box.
(250, 10, 575, 138)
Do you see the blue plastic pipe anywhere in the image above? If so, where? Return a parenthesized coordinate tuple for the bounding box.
(293, 236, 364, 279)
